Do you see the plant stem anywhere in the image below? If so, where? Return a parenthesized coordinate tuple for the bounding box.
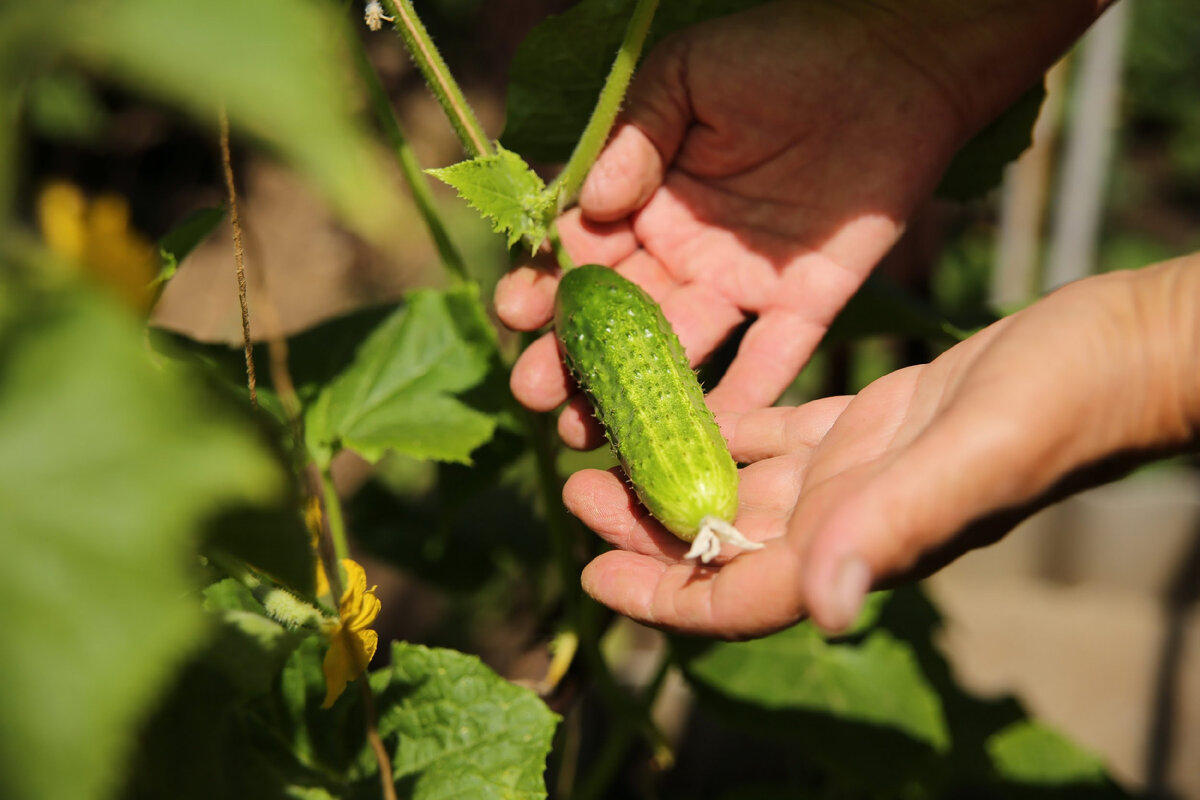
(350, 30, 470, 284)
(383, 0, 492, 159)
(552, 0, 659, 211)
(320, 465, 351, 563)
(218, 109, 258, 410)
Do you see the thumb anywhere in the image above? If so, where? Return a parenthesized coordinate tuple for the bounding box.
(798, 410, 1050, 632)
(579, 36, 692, 221)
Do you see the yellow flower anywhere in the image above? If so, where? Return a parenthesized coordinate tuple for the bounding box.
(321, 558, 381, 708)
(36, 181, 157, 311)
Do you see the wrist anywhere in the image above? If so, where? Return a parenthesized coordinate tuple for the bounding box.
(1132, 254, 1200, 451)
(855, 0, 1112, 140)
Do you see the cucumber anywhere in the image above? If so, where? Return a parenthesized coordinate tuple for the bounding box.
(554, 265, 761, 562)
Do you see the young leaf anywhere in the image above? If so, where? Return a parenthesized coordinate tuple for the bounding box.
(305, 285, 498, 467)
(0, 284, 294, 800)
(427, 145, 554, 251)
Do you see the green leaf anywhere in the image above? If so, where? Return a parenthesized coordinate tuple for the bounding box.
(502, 0, 772, 162)
(987, 721, 1107, 786)
(266, 640, 558, 799)
(675, 622, 949, 751)
(0, 284, 293, 800)
(203, 502, 316, 597)
(60, 0, 398, 240)
(937, 80, 1046, 201)
(155, 206, 225, 287)
(371, 642, 559, 799)
(428, 146, 553, 251)
(305, 285, 498, 467)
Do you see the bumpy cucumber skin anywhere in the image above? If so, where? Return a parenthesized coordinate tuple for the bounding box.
(555, 265, 738, 541)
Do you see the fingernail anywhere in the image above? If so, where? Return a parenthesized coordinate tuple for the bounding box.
(821, 557, 870, 632)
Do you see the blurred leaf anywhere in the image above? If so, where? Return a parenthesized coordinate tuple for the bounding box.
(371, 642, 558, 799)
(502, 0, 772, 162)
(155, 206, 225, 287)
(0, 283, 292, 800)
(61, 0, 397, 240)
(427, 146, 553, 251)
(305, 286, 498, 467)
(937, 80, 1046, 201)
(675, 622, 949, 752)
(987, 721, 1106, 786)
(25, 69, 108, 142)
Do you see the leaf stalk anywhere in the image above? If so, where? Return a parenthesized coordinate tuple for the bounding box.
(552, 0, 659, 212)
(383, 0, 493, 159)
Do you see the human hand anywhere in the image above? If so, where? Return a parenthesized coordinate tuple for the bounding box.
(566, 260, 1200, 639)
(497, 0, 1106, 445)
(496, 0, 973, 442)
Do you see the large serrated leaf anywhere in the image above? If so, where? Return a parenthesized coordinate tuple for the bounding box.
(0, 284, 292, 800)
(305, 285, 498, 467)
(427, 146, 553, 251)
(372, 642, 559, 799)
(675, 622, 949, 751)
(502, 0, 773, 162)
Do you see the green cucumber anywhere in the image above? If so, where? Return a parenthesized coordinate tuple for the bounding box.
(554, 265, 761, 562)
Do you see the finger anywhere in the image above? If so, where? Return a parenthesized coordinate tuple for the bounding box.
(556, 207, 639, 267)
(799, 405, 1046, 633)
(734, 455, 808, 517)
(707, 309, 827, 413)
(510, 332, 574, 413)
(717, 397, 852, 463)
(558, 395, 607, 450)
(563, 468, 687, 561)
(581, 539, 805, 638)
(580, 37, 691, 222)
(494, 262, 561, 332)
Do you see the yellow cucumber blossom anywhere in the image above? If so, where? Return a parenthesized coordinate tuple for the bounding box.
(321, 558, 381, 708)
(36, 181, 157, 311)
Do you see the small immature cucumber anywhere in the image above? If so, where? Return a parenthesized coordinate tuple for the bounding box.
(555, 265, 761, 562)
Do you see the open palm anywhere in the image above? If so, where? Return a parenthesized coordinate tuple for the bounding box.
(496, 0, 970, 440)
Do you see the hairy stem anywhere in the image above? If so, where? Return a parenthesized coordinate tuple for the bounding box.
(383, 0, 492, 158)
(552, 0, 659, 211)
(549, 224, 577, 273)
(218, 110, 258, 409)
(350, 30, 469, 283)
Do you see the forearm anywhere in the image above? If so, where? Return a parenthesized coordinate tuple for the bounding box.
(857, 0, 1114, 138)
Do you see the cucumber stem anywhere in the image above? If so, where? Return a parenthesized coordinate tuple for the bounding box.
(552, 0, 659, 211)
(383, 0, 493, 159)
